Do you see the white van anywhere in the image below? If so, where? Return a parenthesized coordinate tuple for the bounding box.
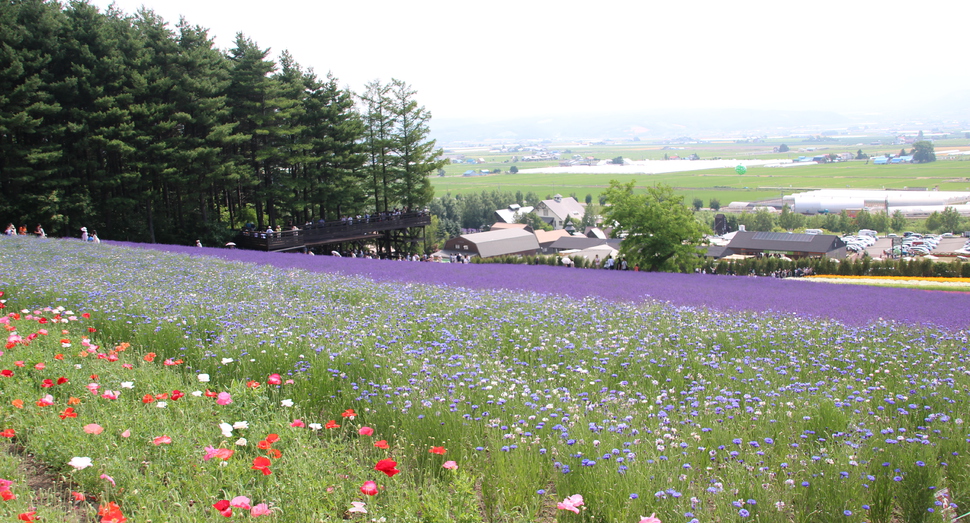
(858, 229, 878, 238)
(804, 229, 823, 235)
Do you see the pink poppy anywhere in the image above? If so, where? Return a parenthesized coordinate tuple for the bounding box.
(639, 514, 662, 523)
(290, 419, 305, 428)
(442, 460, 458, 470)
(153, 435, 172, 445)
(216, 392, 232, 405)
(229, 496, 251, 510)
(358, 426, 374, 436)
(250, 503, 272, 516)
(557, 494, 584, 514)
(360, 481, 379, 496)
(267, 374, 282, 385)
(83, 424, 103, 435)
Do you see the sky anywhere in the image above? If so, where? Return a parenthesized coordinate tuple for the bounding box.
(88, 0, 970, 122)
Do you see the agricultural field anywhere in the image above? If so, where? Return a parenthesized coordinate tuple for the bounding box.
(434, 139, 970, 206)
(2, 237, 970, 522)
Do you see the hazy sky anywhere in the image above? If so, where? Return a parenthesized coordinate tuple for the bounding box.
(89, 0, 969, 121)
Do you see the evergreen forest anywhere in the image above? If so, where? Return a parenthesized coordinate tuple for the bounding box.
(0, 0, 442, 244)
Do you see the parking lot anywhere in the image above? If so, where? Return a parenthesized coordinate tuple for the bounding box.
(863, 236, 968, 259)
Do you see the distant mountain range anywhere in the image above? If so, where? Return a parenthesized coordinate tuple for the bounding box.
(430, 94, 970, 145)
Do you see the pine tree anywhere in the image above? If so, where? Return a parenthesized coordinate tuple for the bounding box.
(389, 79, 444, 211)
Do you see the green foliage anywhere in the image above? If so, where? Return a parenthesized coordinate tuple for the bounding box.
(603, 180, 709, 272)
(911, 140, 936, 163)
(0, 2, 440, 243)
(610, 156, 623, 165)
(778, 143, 789, 152)
(508, 165, 518, 174)
(709, 198, 721, 211)
(778, 204, 805, 230)
(691, 197, 703, 211)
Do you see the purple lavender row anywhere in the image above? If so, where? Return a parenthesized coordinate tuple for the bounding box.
(109, 241, 970, 332)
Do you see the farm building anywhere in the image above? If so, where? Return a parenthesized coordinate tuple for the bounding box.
(783, 189, 970, 216)
(534, 229, 572, 253)
(715, 231, 846, 260)
(440, 229, 540, 259)
(493, 204, 534, 224)
(534, 195, 585, 229)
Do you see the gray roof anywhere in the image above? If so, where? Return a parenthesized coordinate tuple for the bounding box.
(538, 197, 585, 222)
(450, 228, 540, 258)
(549, 236, 610, 251)
(726, 231, 845, 253)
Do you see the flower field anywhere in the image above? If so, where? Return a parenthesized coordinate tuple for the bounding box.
(1, 237, 970, 522)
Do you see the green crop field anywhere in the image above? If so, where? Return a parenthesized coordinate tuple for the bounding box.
(433, 140, 970, 205)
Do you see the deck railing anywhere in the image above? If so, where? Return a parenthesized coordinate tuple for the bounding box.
(234, 211, 431, 251)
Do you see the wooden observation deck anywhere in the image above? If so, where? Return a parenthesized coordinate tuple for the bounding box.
(234, 211, 431, 252)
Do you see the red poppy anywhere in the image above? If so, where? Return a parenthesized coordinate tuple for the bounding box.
(88, 327, 97, 333)
(1, 490, 16, 501)
(212, 499, 232, 517)
(142, 394, 154, 404)
(429, 446, 447, 455)
(155, 393, 169, 400)
(89, 374, 99, 381)
(374, 458, 400, 477)
(266, 448, 282, 459)
(265, 433, 280, 443)
(143, 353, 156, 362)
(267, 373, 282, 385)
(0, 370, 12, 377)
(17, 511, 37, 521)
(72, 491, 85, 501)
(57, 376, 68, 385)
(374, 440, 389, 449)
(204, 389, 218, 398)
(170, 390, 184, 401)
(163, 358, 183, 366)
(251, 456, 272, 475)
(153, 435, 172, 445)
(98, 501, 127, 523)
(257, 440, 273, 450)
(41, 379, 54, 388)
(342, 408, 357, 418)
(54, 354, 64, 360)
(59, 407, 77, 419)
(1, 429, 15, 438)
(82, 312, 90, 318)
(325, 420, 340, 429)
(246, 380, 261, 389)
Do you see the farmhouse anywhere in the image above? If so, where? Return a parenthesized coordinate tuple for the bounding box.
(441, 228, 539, 259)
(534, 194, 585, 229)
(719, 231, 846, 260)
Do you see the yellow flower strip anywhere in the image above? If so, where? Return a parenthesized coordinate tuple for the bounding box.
(805, 275, 970, 283)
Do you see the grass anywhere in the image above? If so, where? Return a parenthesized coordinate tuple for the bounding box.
(434, 141, 970, 204)
(2, 238, 970, 521)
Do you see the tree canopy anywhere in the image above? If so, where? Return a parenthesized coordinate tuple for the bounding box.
(602, 181, 709, 272)
(0, 1, 441, 244)
(910, 141, 936, 163)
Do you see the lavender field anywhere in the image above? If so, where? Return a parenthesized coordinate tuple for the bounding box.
(2, 236, 970, 522)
